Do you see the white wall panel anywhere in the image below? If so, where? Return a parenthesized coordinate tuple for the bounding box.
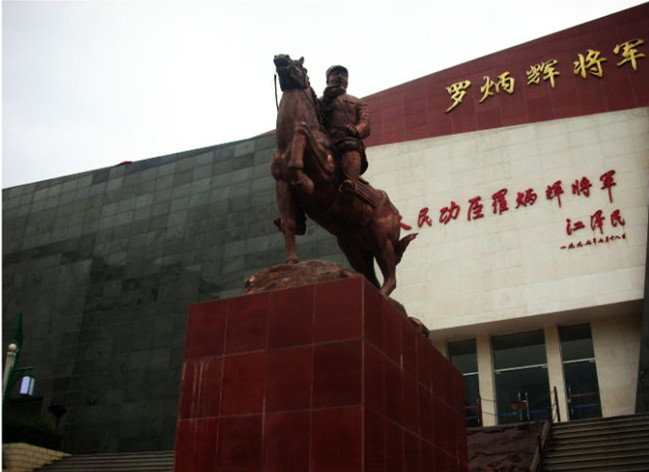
(365, 108, 649, 329)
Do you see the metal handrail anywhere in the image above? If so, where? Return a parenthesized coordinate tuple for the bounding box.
(529, 417, 552, 472)
(569, 391, 599, 399)
(464, 396, 483, 426)
(529, 386, 560, 472)
(567, 388, 600, 417)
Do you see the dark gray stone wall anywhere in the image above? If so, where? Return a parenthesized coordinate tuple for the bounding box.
(2, 134, 345, 453)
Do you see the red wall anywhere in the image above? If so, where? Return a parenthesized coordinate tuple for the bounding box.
(364, 3, 649, 147)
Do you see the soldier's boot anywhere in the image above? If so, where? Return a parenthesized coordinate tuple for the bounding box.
(340, 152, 362, 182)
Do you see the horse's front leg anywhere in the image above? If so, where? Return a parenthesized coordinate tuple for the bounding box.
(288, 123, 314, 194)
(275, 180, 299, 264)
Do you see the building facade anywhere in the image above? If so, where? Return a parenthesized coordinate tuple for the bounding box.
(3, 3, 648, 452)
(359, 3, 649, 427)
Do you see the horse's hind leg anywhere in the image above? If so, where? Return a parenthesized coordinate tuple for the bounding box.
(337, 236, 380, 289)
(375, 241, 397, 297)
(275, 180, 299, 264)
(361, 251, 381, 289)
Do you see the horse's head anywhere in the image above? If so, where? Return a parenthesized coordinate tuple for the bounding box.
(274, 54, 310, 91)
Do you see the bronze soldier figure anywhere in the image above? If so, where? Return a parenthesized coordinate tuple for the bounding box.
(318, 65, 370, 195)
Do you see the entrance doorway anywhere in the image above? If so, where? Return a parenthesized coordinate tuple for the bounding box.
(493, 330, 551, 424)
(559, 323, 602, 420)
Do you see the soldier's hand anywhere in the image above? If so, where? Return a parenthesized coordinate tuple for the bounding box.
(323, 85, 345, 102)
(323, 86, 338, 101)
(346, 124, 359, 136)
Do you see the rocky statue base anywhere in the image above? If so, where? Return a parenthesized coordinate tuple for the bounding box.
(174, 271, 468, 471)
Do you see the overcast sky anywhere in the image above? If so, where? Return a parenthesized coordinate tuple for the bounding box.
(2, 0, 646, 188)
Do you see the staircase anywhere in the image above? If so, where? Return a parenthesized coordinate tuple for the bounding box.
(542, 412, 649, 471)
(34, 450, 174, 471)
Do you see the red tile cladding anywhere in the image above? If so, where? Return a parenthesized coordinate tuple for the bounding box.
(174, 418, 218, 472)
(419, 438, 435, 472)
(403, 374, 419, 434)
(385, 420, 405, 472)
(225, 291, 269, 354)
(311, 407, 363, 472)
(403, 431, 420, 472)
(364, 342, 385, 415)
(418, 385, 434, 443)
(382, 300, 402, 364)
(314, 277, 363, 342)
(220, 351, 266, 415)
(401, 315, 417, 376)
(417, 335, 433, 390)
(364, 408, 386, 472)
(216, 415, 263, 472)
(265, 345, 313, 412)
(268, 284, 314, 348)
(431, 344, 446, 398)
(184, 299, 227, 359)
(313, 339, 362, 408)
(433, 445, 450, 472)
(264, 411, 311, 472)
(363, 279, 384, 349)
(177, 357, 222, 419)
(175, 278, 467, 471)
(360, 3, 649, 147)
(433, 398, 446, 447)
(384, 359, 404, 424)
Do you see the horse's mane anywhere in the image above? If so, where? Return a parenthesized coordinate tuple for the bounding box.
(307, 86, 327, 131)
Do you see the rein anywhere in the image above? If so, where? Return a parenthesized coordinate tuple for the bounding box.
(274, 65, 314, 113)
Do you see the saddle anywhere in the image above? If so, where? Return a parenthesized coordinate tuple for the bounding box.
(340, 178, 383, 209)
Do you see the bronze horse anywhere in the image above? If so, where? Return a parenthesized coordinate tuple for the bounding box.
(271, 54, 416, 297)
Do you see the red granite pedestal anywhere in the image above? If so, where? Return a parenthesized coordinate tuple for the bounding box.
(174, 276, 468, 471)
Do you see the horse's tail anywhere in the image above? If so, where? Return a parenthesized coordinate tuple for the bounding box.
(395, 233, 417, 265)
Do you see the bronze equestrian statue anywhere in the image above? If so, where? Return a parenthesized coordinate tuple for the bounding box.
(271, 54, 416, 297)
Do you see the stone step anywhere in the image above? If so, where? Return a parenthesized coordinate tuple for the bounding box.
(544, 445, 649, 463)
(38, 466, 172, 472)
(543, 452, 649, 471)
(551, 413, 649, 433)
(35, 451, 174, 472)
(545, 434, 649, 453)
(545, 461, 649, 472)
(551, 421, 649, 438)
(541, 413, 649, 472)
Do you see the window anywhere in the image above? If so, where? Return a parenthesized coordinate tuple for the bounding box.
(448, 339, 480, 427)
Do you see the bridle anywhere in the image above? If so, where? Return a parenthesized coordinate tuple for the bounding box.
(274, 63, 315, 112)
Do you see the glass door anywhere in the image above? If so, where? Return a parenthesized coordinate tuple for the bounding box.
(559, 324, 601, 420)
(493, 330, 551, 424)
